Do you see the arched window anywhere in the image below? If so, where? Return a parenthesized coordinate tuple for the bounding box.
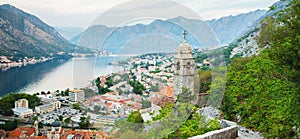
(176, 62, 180, 70)
(187, 62, 191, 69)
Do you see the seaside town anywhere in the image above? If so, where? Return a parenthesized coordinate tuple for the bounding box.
(1, 0, 299, 138)
(0, 42, 195, 138)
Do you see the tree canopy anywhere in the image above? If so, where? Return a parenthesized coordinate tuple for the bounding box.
(222, 1, 300, 137)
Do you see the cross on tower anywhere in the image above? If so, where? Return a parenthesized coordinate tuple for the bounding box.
(183, 30, 188, 40)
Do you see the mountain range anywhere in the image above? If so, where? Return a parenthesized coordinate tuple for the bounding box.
(0, 4, 90, 60)
(71, 9, 266, 54)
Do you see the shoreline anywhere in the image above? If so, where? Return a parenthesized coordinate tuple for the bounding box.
(0, 57, 52, 71)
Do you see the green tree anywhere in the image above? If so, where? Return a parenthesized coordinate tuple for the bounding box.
(222, 1, 299, 137)
(78, 116, 91, 129)
(0, 119, 20, 131)
(64, 88, 69, 96)
(105, 76, 113, 87)
(97, 85, 111, 94)
(222, 57, 299, 138)
(64, 117, 71, 125)
(129, 81, 146, 95)
(58, 115, 63, 121)
(72, 103, 81, 110)
(95, 77, 100, 87)
(38, 122, 43, 128)
(127, 111, 143, 123)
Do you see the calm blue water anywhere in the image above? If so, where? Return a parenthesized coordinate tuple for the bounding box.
(0, 56, 124, 97)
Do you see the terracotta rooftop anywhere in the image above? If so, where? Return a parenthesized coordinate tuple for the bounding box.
(160, 86, 174, 98)
(8, 127, 35, 137)
(30, 136, 47, 139)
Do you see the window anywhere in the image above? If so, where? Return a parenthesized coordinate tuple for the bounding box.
(187, 62, 191, 69)
(176, 62, 180, 70)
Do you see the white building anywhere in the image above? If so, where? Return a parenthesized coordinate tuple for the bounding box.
(69, 89, 85, 102)
(13, 99, 32, 118)
(12, 107, 33, 118)
(15, 99, 29, 108)
(98, 116, 117, 126)
(35, 101, 61, 114)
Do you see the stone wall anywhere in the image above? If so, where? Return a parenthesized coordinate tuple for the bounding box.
(189, 120, 238, 139)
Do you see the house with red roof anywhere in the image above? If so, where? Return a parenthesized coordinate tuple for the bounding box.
(7, 127, 35, 139)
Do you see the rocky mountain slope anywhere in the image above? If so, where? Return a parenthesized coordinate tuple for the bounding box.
(207, 9, 265, 45)
(0, 4, 89, 60)
(228, 0, 291, 58)
(71, 10, 266, 54)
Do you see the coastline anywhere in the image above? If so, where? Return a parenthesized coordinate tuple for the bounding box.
(0, 57, 52, 71)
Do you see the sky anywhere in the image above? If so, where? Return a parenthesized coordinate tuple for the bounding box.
(0, 0, 278, 28)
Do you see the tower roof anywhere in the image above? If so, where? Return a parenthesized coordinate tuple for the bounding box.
(177, 40, 192, 54)
(175, 30, 193, 59)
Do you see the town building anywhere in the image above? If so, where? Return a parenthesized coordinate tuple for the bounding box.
(174, 31, 195, 99)
(97, 116, 117, 126)
(12, 99, 33, 118)
(46, 121, 63, 139)
(69, 89, 85, 102)
(15, 99, 29, 108)
(35, 101, 61, 114)
(12, 107, 33, 118)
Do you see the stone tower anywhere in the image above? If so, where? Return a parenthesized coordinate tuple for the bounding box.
(174, 31, 195, 99)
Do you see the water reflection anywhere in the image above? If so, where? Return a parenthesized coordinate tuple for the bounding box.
(0, 56, 124, 97)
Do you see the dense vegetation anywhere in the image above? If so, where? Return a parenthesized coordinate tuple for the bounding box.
(0, 119, 20, 131)
(129, 80, 146, 95)
(95, 77, 111, 94)
(78, 116, 91, 129)
(0, 93, 40, 116)
(222, 0, 300, 138)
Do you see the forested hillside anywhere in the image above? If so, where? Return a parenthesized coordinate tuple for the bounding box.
(221, 0, 300, 138)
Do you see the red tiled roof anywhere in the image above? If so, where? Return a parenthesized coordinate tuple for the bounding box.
(105, 102, 112, 107)
(6, 137, 19, 139)
(30, 136, 47, 139)
(8, 127, 35, 137)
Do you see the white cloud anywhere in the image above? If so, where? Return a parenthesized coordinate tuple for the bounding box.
(0, 0, 278, 27)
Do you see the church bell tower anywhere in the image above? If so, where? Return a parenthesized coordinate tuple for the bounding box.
(174, 31, 195, 99)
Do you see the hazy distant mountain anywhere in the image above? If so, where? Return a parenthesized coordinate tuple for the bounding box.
(207, 9, 266, 45)
(55, 27, 84, 41)
(0, 4, 89, 59)
(72, 9, 266, 54)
